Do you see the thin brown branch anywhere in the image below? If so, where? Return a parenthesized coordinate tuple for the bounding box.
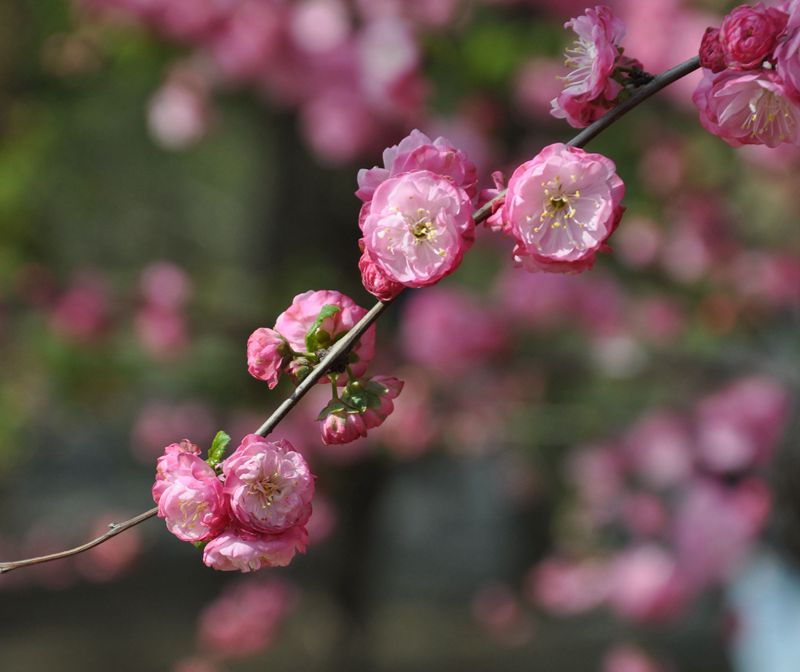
(0, 55, 702, 576)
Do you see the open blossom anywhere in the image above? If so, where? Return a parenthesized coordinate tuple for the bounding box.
(202, 525, 308, 572)
(501, 143, 625, 273)
(152, 440, 227, 543)
(275, 289, 376, 380)
(361, 169, 474, 287)
(356, 128, 478, 203)
(222, 435, 314, 534)
(246, 327, 287, 389)
(693, 69, 800, 147)
(719, 3, 788, 70)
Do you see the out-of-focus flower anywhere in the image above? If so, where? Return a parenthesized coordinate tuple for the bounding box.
(147, 66, 211, 150)
(246, 328, 288, 389)
(222, 435, 314, 534)
(198, 578, 295, 658)
(502, 143, 625, 273)
(152, 440, 227, 543)
(76, 512, 142, 582)
(50, 273, 110, 342)
(719, 3, 788, 71)
(623, 411, 692, 489)
(361, 170, 474, 287)
(140, 261, 192, 311)
(135, 305, 188, 358)
(202, 525, 307, 572)
(776, 7, 800, 100)
(603, 644, 666, 672)
(399, 286, 505, 375)
(526, 558, 609, 615)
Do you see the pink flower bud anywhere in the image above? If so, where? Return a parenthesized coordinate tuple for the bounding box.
(246, 328, 287, 389)
(361, 375, 404, 429)
(502, 143, 625, 273)
(361, 170, 474, 287)
(719, 3, 788, 70)
(320, 411, 368, 445)
(699, 27, 726, 73)
(202, 525, 308, 572)
(222, 435, 315, 534)
(358, 243, 404, 301)
(152, 441, 227, 543)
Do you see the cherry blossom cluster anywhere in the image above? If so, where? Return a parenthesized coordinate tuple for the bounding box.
(247, 289, 403, 445)
(694, 1, 800, 148)
(550, 5, 647, 128)
(152, 434, 314, 572)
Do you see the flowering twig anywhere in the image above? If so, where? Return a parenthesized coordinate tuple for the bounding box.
(0, 54, 701, 576)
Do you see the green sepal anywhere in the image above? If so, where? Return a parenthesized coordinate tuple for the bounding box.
(206, 430, 231, 468)
(305, 305, 341, 352)
(192, 541, 208, 551)
(316, 398, 350, 421)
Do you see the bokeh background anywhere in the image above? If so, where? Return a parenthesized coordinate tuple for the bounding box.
(1, 0, 799, 670)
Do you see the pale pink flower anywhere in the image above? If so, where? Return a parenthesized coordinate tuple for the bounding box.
(246, 327, 287, 389)
(222, 434, 314, 534)
(693, 68, 800, 147)
(152, 440, 227, 543)
(356, 128, 478, 202)
(503, 143, 625, 273)
(275, 289, 376, 381)
(776, 7, 800, 100)
(361, 170, 474, 287)
(622, 411, 693, 489)
(719, 3, 788, 70)
(608, 545, 687, 622)
(140, 261, 192, 310)
(290, 0, 351, 55)
(699, 27, 726, 73)
(135, 305, 188, 358)
(319, 409, 368, 445)
(526, 558, 609, 615)
(147, 68, 211, 150)
(198, 578, 294, 657)
(358, 243, 404, 301)
(202, 525, 308, 572)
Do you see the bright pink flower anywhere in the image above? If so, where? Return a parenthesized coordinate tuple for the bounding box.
(275, 289, 376, 381)
(608, 545, 687, 622)
(357, 243, 404, 301)
(719, 3, 788, 70)
(776, 8, 800, 100)
(693, 68, 800, 147)
(560, 5, 626, 100)
(222, 435, 314, 534)
(202, 525, 308, 572)
(361, 170, 474, 287)
(356, 128, 478, 202)
(246, 327, 287, 389)
(198, 578, 294, 657)
(152, 440, 227, 543)
(319, 409, 368, 445)
(503, 143, 625, 273)
(699, 27, 726, 73)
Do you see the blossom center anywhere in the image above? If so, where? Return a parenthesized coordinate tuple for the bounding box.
(410, 208, 436, 242)
(743, 89, 796, 142)
(533, 176, 581, 231)
(246, 471, 282, 508)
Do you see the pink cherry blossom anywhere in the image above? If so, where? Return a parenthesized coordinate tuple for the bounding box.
(202, 525, 308, 572)
(246, 327, 287, 389)
(222, 434, 314, 534)
(776, 7, 800, 100)
(361, 169, 474, 287)
(152, 440, 227, 543)
(358, 243, 404, 301)
(319, 409, 368, 445)
(198, 578, 294, 657)
(699, 28, 726, 73)
(274, 289, 376, 381)
(503, 143, 625, 273)
(693, 69, 800, 147)
(356, 128, 478, 203)
(719, 3, 788, 71)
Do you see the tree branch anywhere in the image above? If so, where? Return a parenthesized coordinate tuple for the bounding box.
(0, 55, 702, 576)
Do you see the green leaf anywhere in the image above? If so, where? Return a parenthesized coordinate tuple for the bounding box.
(305, 304, 341, 352)
(206, 430, 231, 468)
(192, 541, 208, 551)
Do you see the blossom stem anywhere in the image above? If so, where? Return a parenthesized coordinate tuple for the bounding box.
(0, 55, 702, 576)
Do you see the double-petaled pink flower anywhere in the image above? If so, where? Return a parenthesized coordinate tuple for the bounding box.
(719, 3, 788, 70)
(152, 440, 227, 543)
(498, 143, 625, 273)
(202, 525, 308, 573)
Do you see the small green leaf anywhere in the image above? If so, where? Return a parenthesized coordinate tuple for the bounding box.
(316, 399, 350, 421)
(192, 541, 208, 551)
(305, 305, 342, 352)
(206, 430, 231, 468)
